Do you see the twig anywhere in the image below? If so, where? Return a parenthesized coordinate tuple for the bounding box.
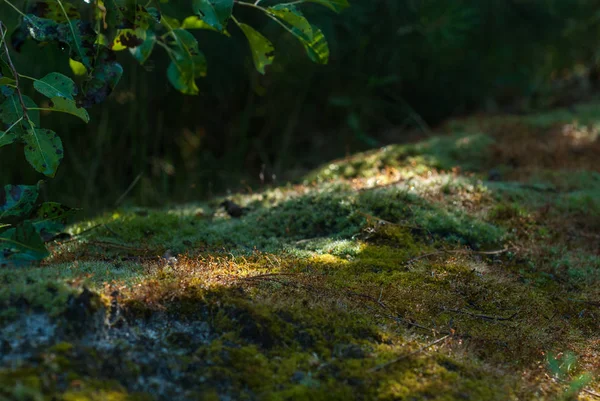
(87, 240, 149, 252)
(0, 22, 30, 122)
(553, 377, 600, 399)
(405, 247, 514, 264)
(369, 334, 451, 373)
(356, 210, 425, 231)
(443, 308, 519, 321)
(115, 172, 143, 206)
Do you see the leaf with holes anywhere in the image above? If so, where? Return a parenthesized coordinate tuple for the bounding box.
(237, 23, 275, 75)
(22, 128, 64, 178)
(0, 95, 40, 127)
(0, 184, 39, 221)
(268, 7, 329, 64)
(33, 72, 78, 100)
(0, 221, 49, 267)
(32, 202, 79, 241)
(112, 28, 147, 51)
(48, 97, 90, 123)
(192, 0, 234, 32)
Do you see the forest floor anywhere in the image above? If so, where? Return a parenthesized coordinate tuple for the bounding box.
(1, 101, 599, 401)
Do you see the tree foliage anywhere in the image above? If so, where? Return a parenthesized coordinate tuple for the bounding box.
(0, 0, 348, 267)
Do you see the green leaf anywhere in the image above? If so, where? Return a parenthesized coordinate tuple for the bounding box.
(269, 6, 313, 41)
(22, 128, 64, 178)
(181, 15, 231, 36)
(47, 97, 90, 123)
(130, 30, 156, 64)
(0, 95, 40, 126)
(33, 72, 78, 100)
(0, 131, 18, 148)
(26, 0, 81, 23)
(167, 55, 207, 95)
(0, 221, 49, 267)
(80, 47, 124, 108)
(268, 7, 329, 64)
(165, 29, 207, 94)
(192, 0, 234, 31)
(32, 202, 78, 242)
(237, 23, 275, 75)
(104, 0, 154, 30)
(300, 0, 349, 13)
(161, 14, 181, 29)
(69, 58, 88, 76)
(24, 15, 96, 69)
(0, 184, 39, 221)
(302, 25, 329, 64)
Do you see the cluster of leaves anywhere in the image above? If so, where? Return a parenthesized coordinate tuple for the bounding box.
(0, 0, 348, 266)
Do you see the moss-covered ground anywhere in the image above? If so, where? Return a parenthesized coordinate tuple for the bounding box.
(2, 101, 600, 400)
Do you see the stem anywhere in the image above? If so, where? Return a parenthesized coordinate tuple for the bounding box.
(1, 0, 27, 18)
(4, 116, 23, 134)
(235, 1, 298, 38)
(55, 0, 79, 55)
(0, 22, 30, 123)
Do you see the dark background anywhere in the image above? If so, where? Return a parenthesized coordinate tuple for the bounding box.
(2, 0, 600, 213)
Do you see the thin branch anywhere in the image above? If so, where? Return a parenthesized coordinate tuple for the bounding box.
(443, 308, 519, 322)
(0, 22, 30, 122)
(369, 334, 451, 373)
(405, 247, 515, 264)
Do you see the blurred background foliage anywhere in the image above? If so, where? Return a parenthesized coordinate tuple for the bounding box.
(2, 0, 600, 213)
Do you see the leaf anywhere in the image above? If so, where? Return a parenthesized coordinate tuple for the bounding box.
(24, 15, 97, 69)
(181, 15, 231, 36)
(167, 55, 207, 95)
(111, 28, 147, 51)
(165, 29, 207, 94)
(33, 72, 78, 100)
(0, 221, 49, 267)
(161, 14, 181, 29)
(267, 7, 329, 64)
(27, 0, 81, 22)
(0, 184, 39, 221)
(104, 0, 149, 29)
(167, 29, 202, 56)
(301, 25, 329, 64)
(269, 6, 313, 41)
(69, 58, 88, 76)
(301, 0, 349, 13)
(22, 128, 64, 178)
(0, 95, 40, 126)
(80, 47, 124, 108)
(192, 0, 234, 31)
(130, 30, 156, 64)
(32, 202, 78, 242)
(237, 23, 275, 75)
(0, 131, 18, 148)
(48, 97, 90, 123)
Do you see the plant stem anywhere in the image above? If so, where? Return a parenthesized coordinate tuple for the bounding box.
(0, 22, 30, 123)
(1, 0, 27, 18)
(235, 1, 297, 38)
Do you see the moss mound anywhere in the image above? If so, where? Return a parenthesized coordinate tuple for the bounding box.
(2, 101, 600, 400)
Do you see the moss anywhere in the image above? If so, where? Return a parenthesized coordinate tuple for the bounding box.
(3, 101, 600, 400)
